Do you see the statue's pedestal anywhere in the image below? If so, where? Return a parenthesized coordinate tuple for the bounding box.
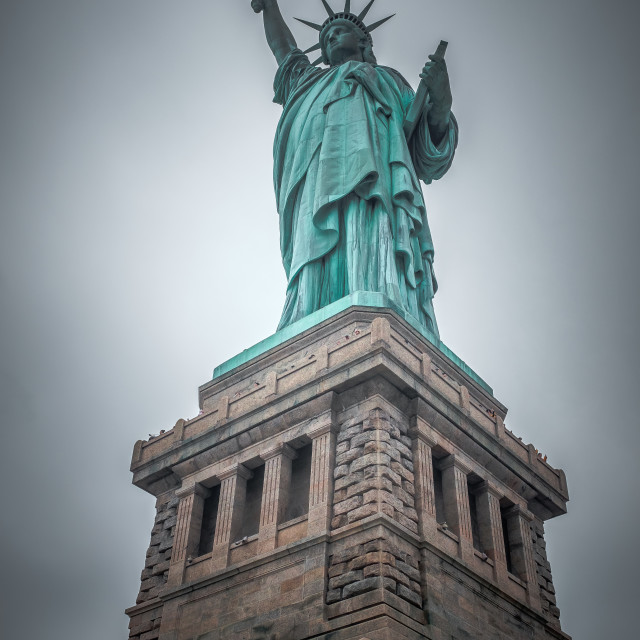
(126, 303, 571, 640)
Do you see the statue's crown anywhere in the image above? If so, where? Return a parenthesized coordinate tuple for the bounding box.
(296, 0, 395, 65)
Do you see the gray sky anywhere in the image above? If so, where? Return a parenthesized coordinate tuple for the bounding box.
(1, 1, 638, 638)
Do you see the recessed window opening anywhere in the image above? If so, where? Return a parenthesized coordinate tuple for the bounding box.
(239, 464, 264, 539)
(500, 501, 527, 579)
(284, 444, 312, 522)
(467, 480, 483, 553)
(197, 484, 221, 556)
(433, 458, 446, 525)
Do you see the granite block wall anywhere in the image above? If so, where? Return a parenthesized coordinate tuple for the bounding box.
(532, 519, 561, 625)
(328, 408, 423, 610)
(129, 494, 177, 640)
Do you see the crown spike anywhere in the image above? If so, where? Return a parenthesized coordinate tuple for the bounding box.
(321, 0, 336, 17)
(310, 56, 325, 66)
(303, 43, 323, 55)
(357, 0, 376, 21)
(344, 0, 351, 12)
(294, 17, 323, 31)
(367, 13, 395, 32)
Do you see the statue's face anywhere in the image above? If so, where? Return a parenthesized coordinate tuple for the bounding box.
(322, 22, 366, 65)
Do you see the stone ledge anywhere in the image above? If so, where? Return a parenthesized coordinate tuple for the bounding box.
(321, 602, 431, 638)
(278, 513, 309, 531)
(158, 532, 330, 603)
(210, 293, 492, 395)
(124, 597, 163, 618)
(327, 588, 426, 625)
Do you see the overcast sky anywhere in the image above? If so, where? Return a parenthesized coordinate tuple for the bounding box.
(1, 1, 639, 638)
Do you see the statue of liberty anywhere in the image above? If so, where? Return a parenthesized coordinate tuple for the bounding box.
(252, 0, 458, 338)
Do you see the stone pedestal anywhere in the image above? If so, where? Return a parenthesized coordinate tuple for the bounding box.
(126, 302, 571, 640)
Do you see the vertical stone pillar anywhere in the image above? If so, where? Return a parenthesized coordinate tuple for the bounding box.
(476, 480, 508, 583)
(210, 464, 252, 571)
(257, 444, 297, 554)
(166, 483, 208, 587)
(307, 421, 338, 535)
(409, 418, 437, 540)
(505, 505, 542, 610)
(440, 455, 474, 561)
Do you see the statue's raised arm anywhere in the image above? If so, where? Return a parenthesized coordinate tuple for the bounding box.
(252, 0, 298, 66)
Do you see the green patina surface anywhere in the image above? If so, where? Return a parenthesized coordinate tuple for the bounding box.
(253, 1, 457, 338)
(212, 292, 492, 395)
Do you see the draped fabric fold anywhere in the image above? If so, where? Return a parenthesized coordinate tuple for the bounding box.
(273, 49, 458, 335)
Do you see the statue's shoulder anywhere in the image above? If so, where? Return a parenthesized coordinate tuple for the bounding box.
(377, 66, 413, 92)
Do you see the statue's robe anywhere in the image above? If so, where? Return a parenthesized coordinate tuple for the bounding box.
(273, 49, 458, 336)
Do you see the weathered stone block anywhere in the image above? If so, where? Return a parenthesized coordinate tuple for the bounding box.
(348, 502, 379, 522)
(329, 570, 364, 590)
(396, 559, 421, 582)
(392, 484, 415, 507)
(390, 461, 414, 483)
(326, 588, 342, 604)
(364, 464, 401, 486)
(396, 583, 422, 607)
(347, 477, 394, 498)
(363, 439, 401, 462)
(402, 479, 415, 496)
(336, 445, 364, 465)
(342, 576, 395, 598)
(158, 536, 173, 552)
(337, 424, 363, 444)
(351, 452, 391, 473)
(336, 441, 351, 456)
(332, 545, 363, 565)
(335, 470, 363, 491)
(401, 458, 414, 472)
(352, 429, 391, 448)
(364, 562, 411, 588)
(334, 495, 363, 515)
(328, 562, 348, 578)
(334, 464, 350, 479)
(349, 550, 396, 571)
(151, 560, 170, 576)
(399, 435, 413, 449)
(393, 439, 413, 460)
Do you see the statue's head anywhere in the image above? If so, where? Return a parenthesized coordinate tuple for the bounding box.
(296, 1, 394, 67)
(320, 18, 376, 66)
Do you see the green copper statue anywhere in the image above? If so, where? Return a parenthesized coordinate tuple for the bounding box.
(252, 0, 457, 338)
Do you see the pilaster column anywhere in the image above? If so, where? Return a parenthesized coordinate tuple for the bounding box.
(476, 480, 508, 583)
(410, 418, 437, 540)
(210, 464, 252, 571)
(307, 421, 339, 535)
(257, 444, 297, 553)
(166, 483, 208, 587)
(440, 455, 474, 561)
(505, 505, 541, 610)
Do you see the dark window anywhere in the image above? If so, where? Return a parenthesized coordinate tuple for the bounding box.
(433, 461, 446, 525)
(468, 481, 483, 553)
(284, 444, 312, 522)
(197, 485, 220, 556)
(239, 464, 264, 539)
(501, 507, 515, 575)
